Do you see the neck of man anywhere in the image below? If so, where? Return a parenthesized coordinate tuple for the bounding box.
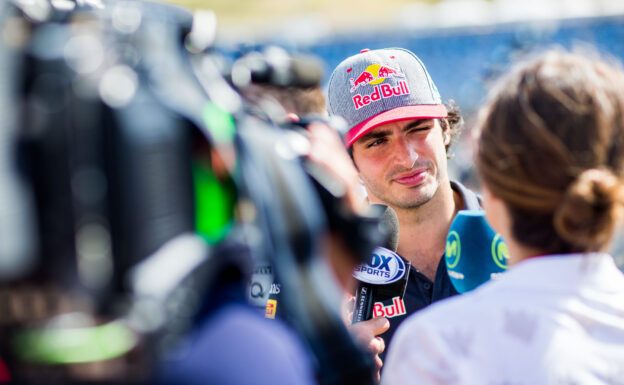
(393, 181, 462, 281)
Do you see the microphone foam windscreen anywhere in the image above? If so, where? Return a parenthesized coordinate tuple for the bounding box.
(381, 206, 399, 252)
(368, 204, 399, 252)
(445, 210, 510, 293)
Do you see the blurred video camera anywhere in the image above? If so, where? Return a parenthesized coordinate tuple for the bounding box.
(0, 1, 389, 384)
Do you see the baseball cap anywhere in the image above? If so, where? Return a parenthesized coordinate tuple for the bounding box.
(327, 48, 447, 147)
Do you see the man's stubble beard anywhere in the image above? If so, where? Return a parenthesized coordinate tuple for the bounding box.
(364, 175, 441, 211)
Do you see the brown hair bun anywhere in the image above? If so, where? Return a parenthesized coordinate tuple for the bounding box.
(554, 168, 624, 250)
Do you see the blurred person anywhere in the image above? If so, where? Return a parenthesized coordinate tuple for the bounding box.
(382, 50, 624, 384)
(243, 83, 327, 121)
(157, 87, 323, 385)
(156, 238, 318, 385)
(233, 49, 368, 298)
(239, 56, 388, 380)
(242, 72, 372, 289)
(326, 48, 481, 365)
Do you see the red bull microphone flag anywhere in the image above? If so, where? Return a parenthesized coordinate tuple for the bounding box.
(349, 64, 408, 110)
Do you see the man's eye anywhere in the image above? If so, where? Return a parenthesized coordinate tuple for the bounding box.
(367, 138, 385, 148)
(408, 126, 430, 134)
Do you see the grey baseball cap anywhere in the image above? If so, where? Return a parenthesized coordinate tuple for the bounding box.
(327, 48, 447, 147)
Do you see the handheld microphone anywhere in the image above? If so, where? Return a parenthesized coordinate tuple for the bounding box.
(351, 206, 409, 323)
(380, 205, 399, 253)
(445, 210, 510, 293)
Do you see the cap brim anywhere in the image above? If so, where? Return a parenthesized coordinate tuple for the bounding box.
(345, 105, 448, 147)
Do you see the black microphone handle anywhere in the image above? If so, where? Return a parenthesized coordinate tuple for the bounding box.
(352, 284, 375, 323)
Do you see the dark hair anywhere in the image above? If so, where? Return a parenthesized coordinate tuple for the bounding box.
(440, 100, 463, 158)
(476, 51, 624, 254)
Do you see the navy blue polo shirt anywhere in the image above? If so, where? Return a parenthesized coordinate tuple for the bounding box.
(375, 181, 482, 360)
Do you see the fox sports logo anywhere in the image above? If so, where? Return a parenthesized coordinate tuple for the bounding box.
(353, 247, 406, 285)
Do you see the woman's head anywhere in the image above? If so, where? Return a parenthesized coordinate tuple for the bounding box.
(476, 51, 624, 255)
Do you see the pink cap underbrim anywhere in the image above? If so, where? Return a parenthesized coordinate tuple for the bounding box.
(345, 104, 448, 147)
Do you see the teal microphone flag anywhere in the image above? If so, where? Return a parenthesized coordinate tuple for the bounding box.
(445, 210, 510, 293)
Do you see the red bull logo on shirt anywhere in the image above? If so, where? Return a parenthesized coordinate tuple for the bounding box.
(348, 64, 409, 110)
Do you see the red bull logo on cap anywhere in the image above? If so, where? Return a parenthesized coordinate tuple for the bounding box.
(348, 64, 409, 110)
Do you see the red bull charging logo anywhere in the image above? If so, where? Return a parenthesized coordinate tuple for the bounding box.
(348, 64, 409, 110)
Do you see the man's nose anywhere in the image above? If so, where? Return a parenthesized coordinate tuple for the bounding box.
(394, 138, 418, 169)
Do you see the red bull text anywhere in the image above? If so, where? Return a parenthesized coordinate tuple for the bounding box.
(373, 296, 406, 318)
(353, 81, 410, 110)
(349, 64, 408, 110)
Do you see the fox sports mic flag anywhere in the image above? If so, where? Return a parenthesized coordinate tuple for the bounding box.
(351, 247, 410, 323)
(445, 210, 510, 293)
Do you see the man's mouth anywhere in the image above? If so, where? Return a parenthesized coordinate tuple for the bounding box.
(393, 169, 427, 186)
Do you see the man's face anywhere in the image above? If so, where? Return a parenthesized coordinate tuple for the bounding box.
(351, 118, 450, 210)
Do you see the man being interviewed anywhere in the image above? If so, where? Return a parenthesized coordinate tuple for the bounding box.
(326, 48, 481, 363)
